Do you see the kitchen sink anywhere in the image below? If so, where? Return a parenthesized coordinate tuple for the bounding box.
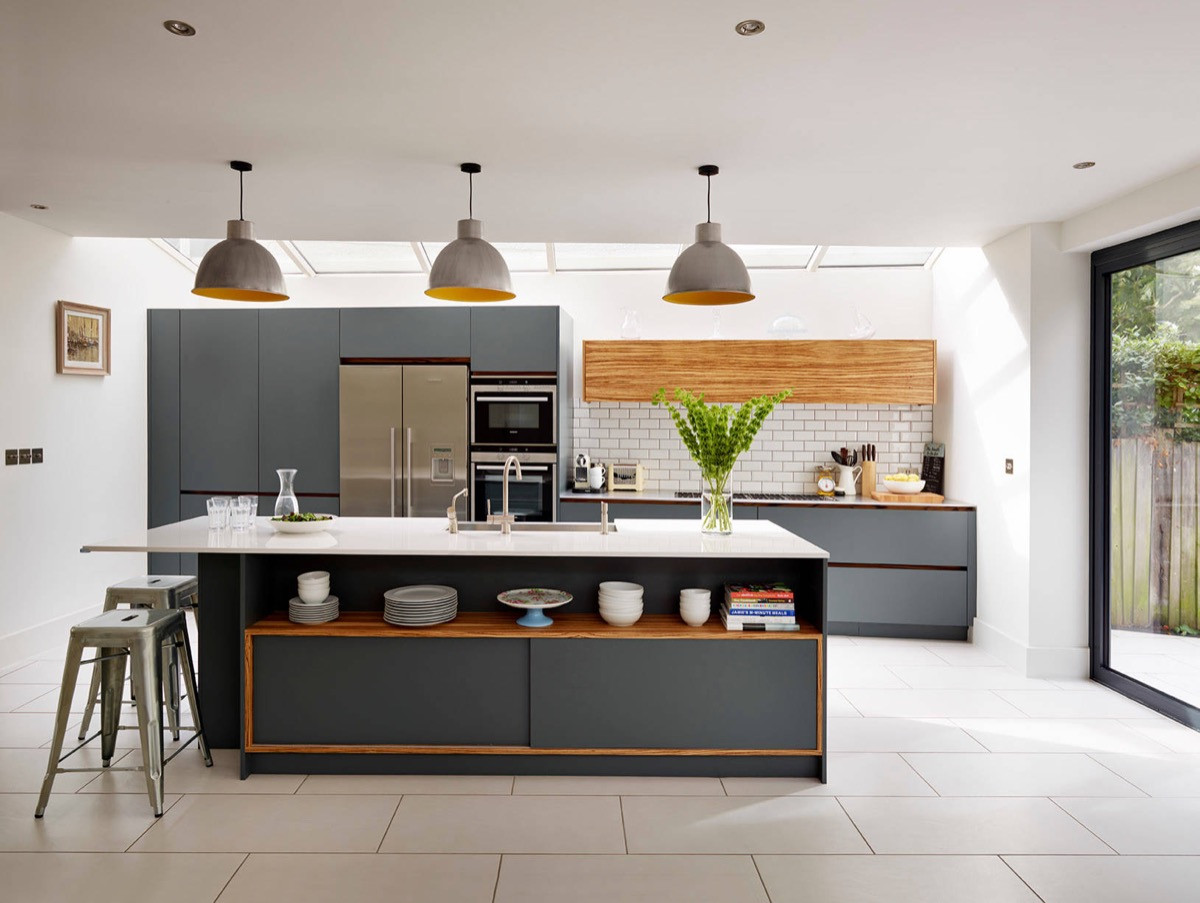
(450, 522, 617, 533)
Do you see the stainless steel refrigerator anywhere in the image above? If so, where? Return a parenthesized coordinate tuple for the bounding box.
(339, 365, 469, 517)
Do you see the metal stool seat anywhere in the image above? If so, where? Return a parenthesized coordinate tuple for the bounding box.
(78, 576, 199, 743)
(36, 608, 211, 818)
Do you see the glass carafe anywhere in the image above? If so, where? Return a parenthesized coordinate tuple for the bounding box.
(274, 468, 299, 517)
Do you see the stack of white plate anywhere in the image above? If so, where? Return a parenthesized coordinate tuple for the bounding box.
(288, 595, 339, 624)
(383, 585, 458, 626)
(598, 581, 644, 626)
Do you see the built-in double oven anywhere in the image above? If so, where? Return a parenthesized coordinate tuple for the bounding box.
(469, 378, 558, 522)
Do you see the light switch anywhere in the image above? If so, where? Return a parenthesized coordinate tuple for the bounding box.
(4, 449, 16, 466)
(18, 449, 31, 464)
(1004, 458, 1014, 475)
(31, 448, 43, 464)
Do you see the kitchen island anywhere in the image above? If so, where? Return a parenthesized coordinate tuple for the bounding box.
(83, 517, 828, 780)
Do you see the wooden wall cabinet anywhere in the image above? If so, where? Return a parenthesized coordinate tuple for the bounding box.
(582, 339, 937, 404)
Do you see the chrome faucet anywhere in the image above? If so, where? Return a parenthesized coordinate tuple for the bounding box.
(446, 488, 469, 534)
(487, 455, 523, 534)
(600, 500, 610, 535)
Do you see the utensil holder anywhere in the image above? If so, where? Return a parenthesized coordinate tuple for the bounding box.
(861, 461, 877, 496)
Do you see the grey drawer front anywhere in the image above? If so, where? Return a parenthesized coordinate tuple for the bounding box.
(340, 308, 470, 359)
(829, 567, 968, 626)
(253, 636, 529, 745)
(761, 508, 971, 567)
(530, 639, 817, 750)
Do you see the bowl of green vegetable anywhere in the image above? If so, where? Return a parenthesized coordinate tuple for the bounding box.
(270, 512, 337, 534)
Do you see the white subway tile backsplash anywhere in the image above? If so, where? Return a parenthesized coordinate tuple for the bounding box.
(573, 400, 934, 494)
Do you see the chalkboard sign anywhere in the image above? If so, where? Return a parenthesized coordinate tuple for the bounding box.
(921, 442, 945, 496)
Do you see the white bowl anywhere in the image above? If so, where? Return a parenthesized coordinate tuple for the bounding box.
(681, 609, 710, 626)
(599, 604, 644, 616)
(297, 584, 330, 605)
(599, 581, 643, 594)
(599, 589, 643, 601)
(680, 600, 710, 612)
(882, 478, 926, 494)
(599, 599, 644, 611)
(297, 571, 331, 584)
(599, 608, 643, 627)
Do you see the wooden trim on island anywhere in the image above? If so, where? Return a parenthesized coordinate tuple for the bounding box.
(582, 339, 937, 404)
(244, 742, 822, 756)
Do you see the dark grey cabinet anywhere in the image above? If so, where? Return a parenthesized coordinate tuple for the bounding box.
(180, 310, 259, 491)
(558, 500, 706, 522)
(827, 568, 968, 630)
(760, 507, 972, 567)
(470, 306, 559, 373)
(148, 310, 181, 575)
(339, 308, 469, 359)
(259, 309, 340, 494)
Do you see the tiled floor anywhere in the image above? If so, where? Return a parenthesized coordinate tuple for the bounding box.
(1111, 628, 1200, 709)
(4, 635, 1200, 900)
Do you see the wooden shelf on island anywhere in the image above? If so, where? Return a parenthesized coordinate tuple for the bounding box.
(245, 610, 821, 640)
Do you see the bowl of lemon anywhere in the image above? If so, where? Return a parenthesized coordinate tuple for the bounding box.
(883, 473, 926, 494)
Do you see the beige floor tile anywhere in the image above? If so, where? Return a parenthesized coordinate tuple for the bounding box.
(1090, 752, 1200, 796)
(0, 851, 245, 903)
(513, 775, 724, 795)
(828, 663, 909, 689)
(0, 792, 180, 851)
(827, 689, 861, 717)
(888, 666, 1054, 690)
(756, 854, 1040, 903)
(621, 795, 870, 853)
(218, 853, 499, 903)
(832, 644, 946, 667)
(953, 718, 1174, 754)
(1004, 855, 1200, 903)
(841, 689, 1024, 718)
(1121, 717, 1200, 753)
(130, 793, 400, 852)
(297, 773, 513, 795)
(81, 748, 303, 794)
(0, 684, 59, 712)
(0, 712, 59, 748)
(921, 642, 1004, 667)
(903, 752, 1145, 797)
(15, 683, 95, 714)
(829, 717, 987, 752)
(995, 689, 1159, 719)
(0, 747, 131, 794)
(0, 659, 96, 685)
(1053, 797, 1200, 854)
(722, 753, 934, 797)
(496, 855, 768, 903)
(839, 797, 1114, 854)
(379, 795, 625, 853)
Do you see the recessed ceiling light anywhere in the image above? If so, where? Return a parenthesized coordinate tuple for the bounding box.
(735, 19, 766, 36)
(1073, 161, 1096, 169)
(163, 20, 196, 37)
(29, 203, 48, 210)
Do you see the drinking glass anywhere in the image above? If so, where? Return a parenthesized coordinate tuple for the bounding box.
(206, 497, 230, 529)
(238, 495, 258, 528)
(230, 498, 251, 532)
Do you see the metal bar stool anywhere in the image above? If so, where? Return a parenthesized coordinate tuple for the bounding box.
(35, 608, 212, 818)
(78, 576, 199, 742)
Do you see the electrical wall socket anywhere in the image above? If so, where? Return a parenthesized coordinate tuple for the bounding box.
(1004, 458, 1014, 475)
(18, 449, 31, 464)
(4, 449, 16, 466)
(31, 448, 43, 464)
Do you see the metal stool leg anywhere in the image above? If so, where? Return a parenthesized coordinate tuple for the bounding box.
(130, 636, 166, 816)
(176, 622, 212, 766)
(162, 639, 181, 742)
(77, 662, 103, 741)
(35, 636, 85, 818)
(99, 646, 128, 767)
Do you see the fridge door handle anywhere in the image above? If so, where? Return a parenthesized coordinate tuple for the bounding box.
(389, 427, 397, 517)
(405, 427, 413, 516)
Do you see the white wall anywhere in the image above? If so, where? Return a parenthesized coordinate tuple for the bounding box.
(0, 213, 192, 667)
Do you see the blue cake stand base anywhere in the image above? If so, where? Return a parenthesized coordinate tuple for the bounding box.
(516, 608, 554, 628)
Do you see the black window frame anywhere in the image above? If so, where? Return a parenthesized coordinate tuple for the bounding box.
(1091, 217, 1200, 729)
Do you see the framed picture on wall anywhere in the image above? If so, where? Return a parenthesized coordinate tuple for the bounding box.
(55, 300, 110, 376)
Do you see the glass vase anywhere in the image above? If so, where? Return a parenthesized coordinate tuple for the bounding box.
(274, 468, 299, 517)
(700, 472, 733, 535)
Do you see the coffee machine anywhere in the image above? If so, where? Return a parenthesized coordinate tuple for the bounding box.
(573, 453, 592, 491)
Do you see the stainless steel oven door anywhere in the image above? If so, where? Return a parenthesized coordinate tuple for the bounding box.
(470, 383, 557, 447)
(470, 453, 557, 522)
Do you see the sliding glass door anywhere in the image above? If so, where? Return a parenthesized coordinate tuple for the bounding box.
(1092, 222, 1200, 726)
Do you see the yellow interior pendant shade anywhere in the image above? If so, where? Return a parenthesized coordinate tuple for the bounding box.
(192, 161, 288, 302)
(425, 163, 515, 302)
(663, 222, 754, 305)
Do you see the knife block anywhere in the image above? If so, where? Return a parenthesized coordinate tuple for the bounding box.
(860, 461, 877, 496)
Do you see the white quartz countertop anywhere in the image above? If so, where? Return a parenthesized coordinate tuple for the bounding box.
(82, 517, 829, 559)
(560, 490, 975, 510)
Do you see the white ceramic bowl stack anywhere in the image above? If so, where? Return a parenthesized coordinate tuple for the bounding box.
(679, 588, 712, 626)
(598, 581, 644, 626)
(297, 571, 331, 604)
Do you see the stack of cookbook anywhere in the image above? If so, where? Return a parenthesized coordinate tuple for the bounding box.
(719, 583, 799, 631)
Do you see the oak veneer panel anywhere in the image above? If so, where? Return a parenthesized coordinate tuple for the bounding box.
(582, 339, 937, 404)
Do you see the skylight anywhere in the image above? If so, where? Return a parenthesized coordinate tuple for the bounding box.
(553, 243, 683, 271)
(292, 241, 423, 274)
(162, 238, 303, 275)
(729, 245, 818, 269)
(819, 246, 936, 268)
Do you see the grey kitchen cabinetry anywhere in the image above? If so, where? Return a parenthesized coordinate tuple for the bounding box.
(760, 507, 971, 568)
(179, 310, 260, 492)
(470, 306, 560, 373)
(259, 309, 340, 494)
(339, 308, 470, 360)
(558, 500, 707, 522)
(148, 309, 181, 576)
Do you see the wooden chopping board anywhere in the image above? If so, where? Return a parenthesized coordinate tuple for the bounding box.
(870, 490, 946, 504)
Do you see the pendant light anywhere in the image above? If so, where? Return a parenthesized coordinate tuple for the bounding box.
(192, 161, 288, 302)
(425, 163, 515, 302)
(663, 164, 754, 305)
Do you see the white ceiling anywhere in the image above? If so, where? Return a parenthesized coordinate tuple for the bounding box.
(4, 0, 1200, 246)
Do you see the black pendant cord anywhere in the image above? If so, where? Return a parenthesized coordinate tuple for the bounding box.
(239, 169, 245, 222)
(469, 171, 474, 219)
(706, 173, 712, 223)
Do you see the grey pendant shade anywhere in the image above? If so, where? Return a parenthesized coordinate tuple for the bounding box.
(425, 163, 515, 302)
(192, 161, 288, 302)
(664, 165, 754, 306)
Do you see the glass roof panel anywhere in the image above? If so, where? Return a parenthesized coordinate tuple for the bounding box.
(729, 245, 817, 269)
(819, 246, 935, 268)
(163, 237, 303, 275)
(421, 242, 548, 272)
(292, 241, 423, 273)
(553, 243, 683, 271)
